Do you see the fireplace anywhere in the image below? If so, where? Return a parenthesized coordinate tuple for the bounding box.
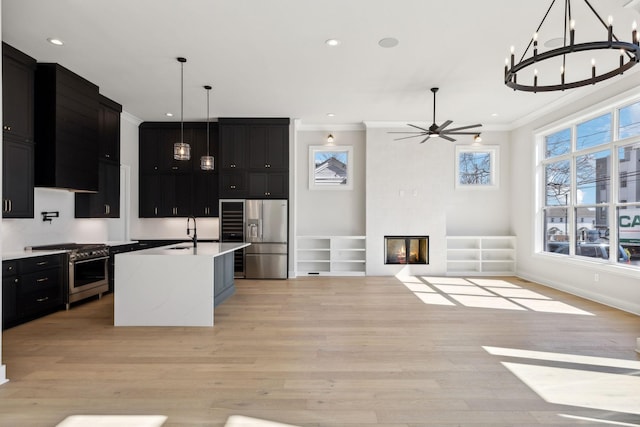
(384, 236, 429, 264)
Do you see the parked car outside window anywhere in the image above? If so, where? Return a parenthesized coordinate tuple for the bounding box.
(552, 242, 630, 263)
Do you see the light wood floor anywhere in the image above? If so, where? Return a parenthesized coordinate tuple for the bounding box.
(0, 276, 638, 427)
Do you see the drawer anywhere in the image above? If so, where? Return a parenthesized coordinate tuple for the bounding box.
(3, 260, 17, 276)
(20, 286, 63, 315)
(19, 254, 63, 273)
(19, 269, 61, 295)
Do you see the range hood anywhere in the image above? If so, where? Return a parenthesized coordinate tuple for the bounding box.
(34, 63, 99, 192)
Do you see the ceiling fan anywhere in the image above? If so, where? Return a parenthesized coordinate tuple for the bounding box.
(390, 87, 482, 143)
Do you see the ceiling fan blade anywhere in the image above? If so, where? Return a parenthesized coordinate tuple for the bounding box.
(407, 123, 429, 132)
(419, 135, 431, 144)
(435, 120, 452, 132)
(445, 131, 482, 135)
(388, 131, 425, 134)
(443, 124, 483, 132)
(439, 134, 456, 142)
(394, 134, 426, 141)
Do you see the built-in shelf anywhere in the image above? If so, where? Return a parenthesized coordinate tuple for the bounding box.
(296, 236, 366, 276)
(446, 236, 516, 276)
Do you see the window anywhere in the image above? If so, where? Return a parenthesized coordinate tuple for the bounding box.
(539, 102, 640, 268)
(309, 145, 354, 190)
(619, 101, 640, 139)
(455, 146, 499, 189)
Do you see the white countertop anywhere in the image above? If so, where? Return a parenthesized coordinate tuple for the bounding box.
(126, 242, 250, 257)
(2, 249, 69, 261)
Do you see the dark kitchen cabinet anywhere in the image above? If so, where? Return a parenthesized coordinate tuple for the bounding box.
(3, 138, 34, 218)
(2, 254, 64, 330)
(220, 171, 248, 198)
(138, 122, 218, 218)
(2, 43, 36, 143)
(35, 63, 100, 192)
(247, 172, 288, 198)
(2, 43, 36, 218)
(75, 95, 122, 218)
(138, 173, 192, 217)
(218, 118, 289, 199)
(75, 161, 120, 218)
(98, 94, 122, 162)
(247, 125, 288, 170)
(193, 173, 219, 217)
(219, 124, 247, 170)
(2, 261, 18, 327)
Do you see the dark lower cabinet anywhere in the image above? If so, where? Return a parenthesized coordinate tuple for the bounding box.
(2, 254, 65, 330)
(214, 252, 235, 306)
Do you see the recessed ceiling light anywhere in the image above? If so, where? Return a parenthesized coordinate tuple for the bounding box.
(166, 112, 174, 117)
(491, 113, 499, 117)
(544, 37, 565, 48)
(326, 113, 335, 117)
(47, 38, 64, 46)
(325, 39, 341, 47)
(378, 37, 399, 48)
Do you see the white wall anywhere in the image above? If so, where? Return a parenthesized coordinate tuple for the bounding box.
(295, 129, 366, 236)
(0, 4, 6, 386)
(511, 73, 640, 315)
(365, 125, 512, 276)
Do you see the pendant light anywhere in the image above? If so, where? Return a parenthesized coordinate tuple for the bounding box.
(173, 57, 190, 160)
(200, 85, 214, 170)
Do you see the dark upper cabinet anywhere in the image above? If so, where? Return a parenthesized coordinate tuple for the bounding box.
(2, 43, 36, 142)
(218, 118, 290, 199)
(247, 125, 288, 170)
(2, 43, 36, 218)
(75, 95, 122, 218)
(219, 123, 247, 170)
(138, 122, 218, 218)
(193, 173, 219, 217)
(75, 161, 120, 218)
(98, 94, 122, 162)
(3, 138, 34, 218)
(34, 63, 100, 192)
(219, 171, 247, 198)
(247, 172, 288, 199)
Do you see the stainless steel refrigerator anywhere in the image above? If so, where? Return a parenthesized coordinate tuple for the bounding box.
(244, 199, 288, 279)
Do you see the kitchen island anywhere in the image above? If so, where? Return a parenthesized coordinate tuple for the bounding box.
(114, 242, 249, 327)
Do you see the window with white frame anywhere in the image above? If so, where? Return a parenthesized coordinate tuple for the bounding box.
(539, 98, 640, 266)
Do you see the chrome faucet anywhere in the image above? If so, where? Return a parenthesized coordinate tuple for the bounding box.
(187, 215, 197, 248)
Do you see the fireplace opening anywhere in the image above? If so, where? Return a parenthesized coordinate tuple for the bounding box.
(384, 236, 429, 264)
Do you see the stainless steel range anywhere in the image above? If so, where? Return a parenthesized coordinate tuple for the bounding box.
(28, 243, 109, 309)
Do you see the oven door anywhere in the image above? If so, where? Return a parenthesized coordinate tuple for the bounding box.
(68, 256, 109, 303)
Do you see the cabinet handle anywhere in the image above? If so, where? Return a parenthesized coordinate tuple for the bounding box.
(36, 261, 49, 266)
(36, 297, 49, 302)
(7, 266, 13, 271)
(2, 199, 6, 212)
(154, 166, 158, 170)
(9, 199, 12, 212)
(105, 154, 110, 158)
(230, 185, 236, 189)
(231, 164, 236, 168)
(14, 278, 18, 283)
(36, 277, 49, 283)
(154, 207, 158, 216)
(172, 166, 178, 170)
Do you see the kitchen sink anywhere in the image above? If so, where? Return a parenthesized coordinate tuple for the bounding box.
(167, 246, 191, 250)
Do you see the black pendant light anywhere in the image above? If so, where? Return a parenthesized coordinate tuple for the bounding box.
(200, 85, 214, 170)
(173, 57, 190, 160)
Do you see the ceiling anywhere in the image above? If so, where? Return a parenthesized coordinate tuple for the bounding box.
(3, 0, 640, 130)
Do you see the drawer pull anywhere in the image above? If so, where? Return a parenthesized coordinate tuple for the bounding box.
(36, 277, 49, 283)
(36, 297, 49, 302)
(36, 261, 49, 266)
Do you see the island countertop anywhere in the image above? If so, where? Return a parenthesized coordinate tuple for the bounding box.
(114, 241, 250, 327)
(128, 242, 250, 257)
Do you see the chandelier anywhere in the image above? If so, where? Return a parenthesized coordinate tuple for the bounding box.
(504, 0, 640, 92)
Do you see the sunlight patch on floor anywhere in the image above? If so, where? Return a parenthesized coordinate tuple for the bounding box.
(56, 415, 168, 427)
(558, 414, 640, 426)
(225, 415, 300, 427)
(484, 346, 640, 422)
(503, 362, 640, 415)
(400, 276, 594, 315)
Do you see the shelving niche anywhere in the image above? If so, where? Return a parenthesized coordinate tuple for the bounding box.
(296, 236, 366, 276)
(446, 236, 516, 276)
